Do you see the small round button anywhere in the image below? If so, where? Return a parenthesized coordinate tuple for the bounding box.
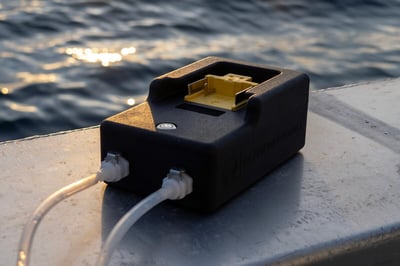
(156, 122, 177, 130)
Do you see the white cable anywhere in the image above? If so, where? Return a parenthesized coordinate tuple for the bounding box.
(16, 152, 129, 266)
(96, 169, 193, 266)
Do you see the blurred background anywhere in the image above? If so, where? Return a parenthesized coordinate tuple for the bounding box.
(1, 0, 399, 141)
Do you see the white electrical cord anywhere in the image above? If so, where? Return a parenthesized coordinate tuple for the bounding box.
(16, 152, 129, 266)
(96, 169, 193, 266)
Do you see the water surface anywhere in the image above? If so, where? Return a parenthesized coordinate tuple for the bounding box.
(1, 0, 399, 141)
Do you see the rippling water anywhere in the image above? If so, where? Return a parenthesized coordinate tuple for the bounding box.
(1, 0, 399, 141)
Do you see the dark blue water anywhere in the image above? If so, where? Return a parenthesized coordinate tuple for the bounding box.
(1, 0, 399, 141)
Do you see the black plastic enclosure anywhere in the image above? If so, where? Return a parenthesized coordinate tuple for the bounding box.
(100, 57, 309, 212)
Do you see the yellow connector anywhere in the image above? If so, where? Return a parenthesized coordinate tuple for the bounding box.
(184, 73, 258, 111)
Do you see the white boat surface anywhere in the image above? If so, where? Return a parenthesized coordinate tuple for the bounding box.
(1, 78, 399, 265)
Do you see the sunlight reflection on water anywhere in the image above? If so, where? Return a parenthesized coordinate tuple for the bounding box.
(63, 46, 136, 67)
